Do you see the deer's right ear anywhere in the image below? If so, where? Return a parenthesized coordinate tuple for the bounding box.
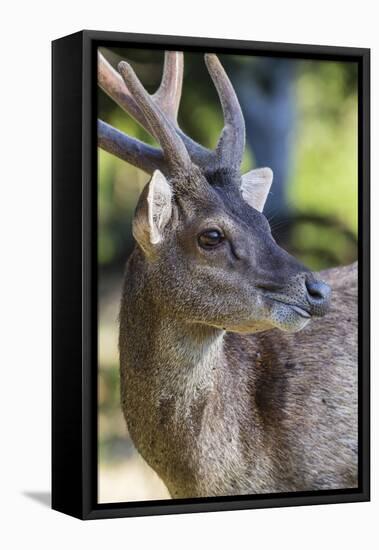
(132, 170, 173, 256)
(240, 167, 273, 212)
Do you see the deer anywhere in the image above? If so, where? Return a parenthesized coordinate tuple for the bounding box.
(98, 50, 358, 498)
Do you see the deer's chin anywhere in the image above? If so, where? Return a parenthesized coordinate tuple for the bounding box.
(267, 300, 312, 333)
(223, 315, 310, 335)
(272, 315, 311, 333)
(224, 321, 273, 334)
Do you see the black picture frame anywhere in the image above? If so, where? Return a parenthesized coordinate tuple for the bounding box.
(52, 30, 370, 520)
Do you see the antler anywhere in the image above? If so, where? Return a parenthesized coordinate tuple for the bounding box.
(98, 51, 190, 175)
(204, 54, 245, 171)
(98, 120, 166, 173)
(152, 52, 183, 122)
(117, 60, 191, 174)
(98, 50, 246, 176)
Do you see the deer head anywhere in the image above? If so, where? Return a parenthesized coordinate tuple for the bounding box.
(98, 51, 330, 333)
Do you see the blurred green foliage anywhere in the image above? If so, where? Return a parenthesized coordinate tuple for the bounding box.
(294, 60, 357, 225)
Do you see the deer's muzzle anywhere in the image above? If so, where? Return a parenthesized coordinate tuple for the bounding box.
(305, 277, 331, 317)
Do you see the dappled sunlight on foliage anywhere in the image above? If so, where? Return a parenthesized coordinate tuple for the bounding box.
(291, 61, 358, 234)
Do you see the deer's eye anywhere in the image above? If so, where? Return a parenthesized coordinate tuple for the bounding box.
(198, 229, 225, 249)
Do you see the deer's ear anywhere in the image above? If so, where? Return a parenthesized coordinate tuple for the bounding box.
(132, 170, 173, 255)
(240, 167, 273, 212)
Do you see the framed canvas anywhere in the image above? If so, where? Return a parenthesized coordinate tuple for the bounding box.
(52, 30, 370, 520)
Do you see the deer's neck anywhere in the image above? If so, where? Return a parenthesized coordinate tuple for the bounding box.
(150, 320, 224, 408)
(119, 262, 240, 494)
(122, 297, 226, 413)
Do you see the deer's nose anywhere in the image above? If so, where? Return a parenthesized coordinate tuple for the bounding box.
(305, 278, 331, 317)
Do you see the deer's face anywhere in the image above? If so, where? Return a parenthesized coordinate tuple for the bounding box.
(132, 166, 331, 334)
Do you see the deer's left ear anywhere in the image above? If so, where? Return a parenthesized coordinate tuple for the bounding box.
(132, 170, 173, 257)
(240, 167, 273, 212)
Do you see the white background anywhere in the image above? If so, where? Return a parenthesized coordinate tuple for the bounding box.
(1, 1, 377, 548)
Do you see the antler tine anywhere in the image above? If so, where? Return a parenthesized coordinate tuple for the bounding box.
(204, 54, 246, 170)
(99, 51, 183, 130)
(98, 120, 166, 175)
(98, 51, 150, 132)
(98, 51, 190, 175)
(153, 51, 216, 169)
(118, 60, 191, 173)
(153, 52, 183, 122)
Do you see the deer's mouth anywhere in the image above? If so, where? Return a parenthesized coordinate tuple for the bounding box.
(267, 297, 311, 318)
(286, 303, 311, 319)
(261, 296, 313, 333)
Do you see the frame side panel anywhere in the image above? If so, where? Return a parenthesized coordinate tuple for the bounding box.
(360, 49, 370, 499)
(52, 32, 84, 519)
